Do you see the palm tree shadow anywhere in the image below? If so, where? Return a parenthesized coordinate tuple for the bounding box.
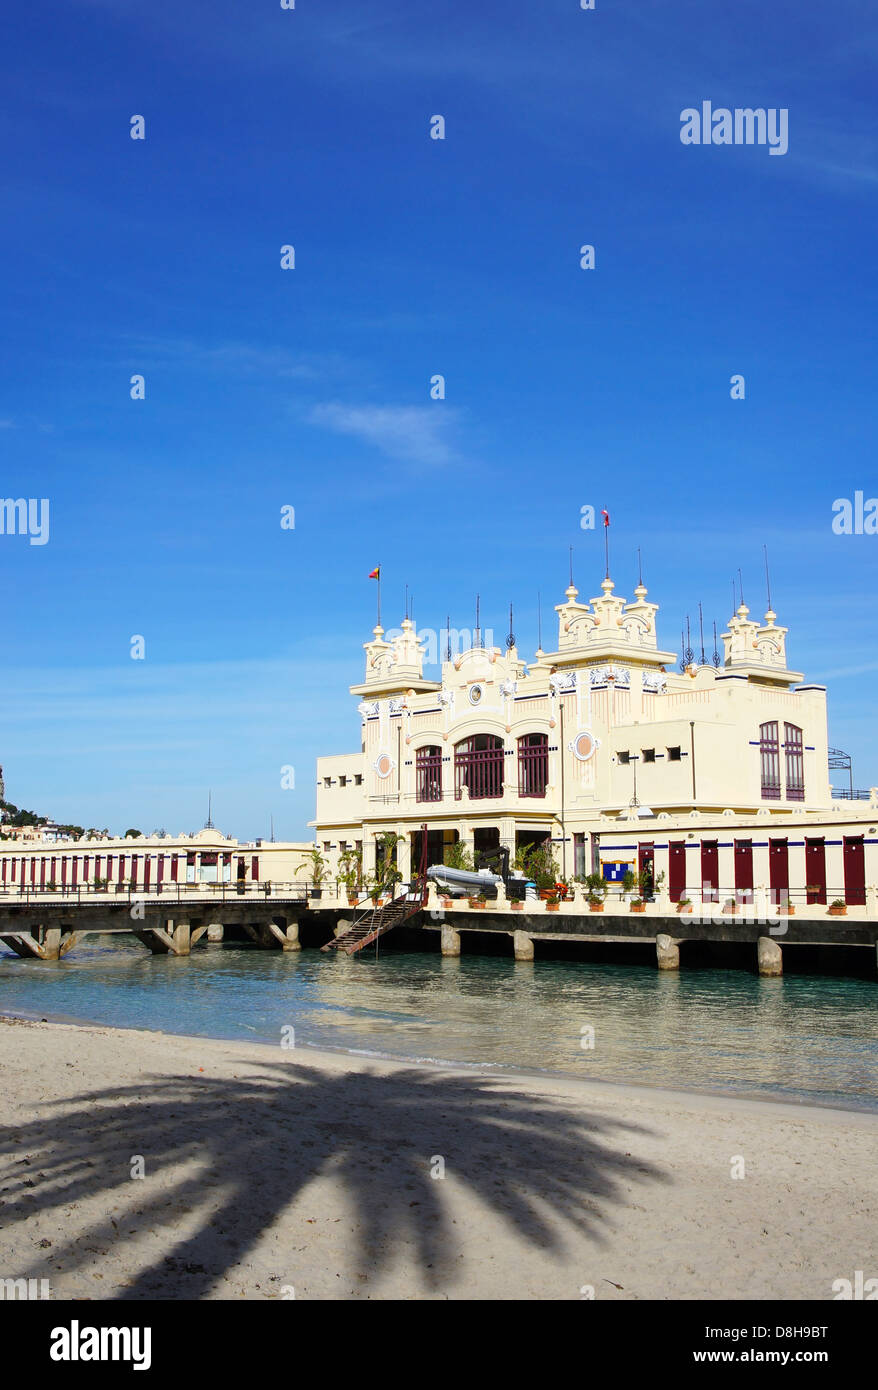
(0, 1062, 669, 1298)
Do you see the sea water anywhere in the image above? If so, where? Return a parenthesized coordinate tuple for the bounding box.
(1, 938, 876, 1111)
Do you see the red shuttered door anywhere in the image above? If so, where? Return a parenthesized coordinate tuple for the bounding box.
(668, 841, 686, 903)
(734, 840, 753, 902)
(806, 839, 826, 904)
(843, 837, 866, 906)
(769, 840, 789, 903)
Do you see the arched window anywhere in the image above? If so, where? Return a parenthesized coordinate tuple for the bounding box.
(416, 745, 443, 802)
(518, 732, 548, 798)
(784, 723, 804, 801)
(759, 722, 781, 800)
(454, 734, 504, 800)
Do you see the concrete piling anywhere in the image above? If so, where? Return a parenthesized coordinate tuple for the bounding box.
(656, 933, 680, 971)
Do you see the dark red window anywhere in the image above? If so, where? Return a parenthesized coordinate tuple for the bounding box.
(759, 722, 781, 800)
(454, 735, 504, 800)
(784, 723, 804, 801)
(251, 856, 259, 880)
(518, 733, 549, 798)
(416, 746, 443, 802)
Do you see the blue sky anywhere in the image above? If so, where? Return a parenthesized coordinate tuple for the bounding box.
(2, 0, 877, 838)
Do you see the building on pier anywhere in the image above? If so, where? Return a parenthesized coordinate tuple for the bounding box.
(0, 827, 313, 894)
(312, 570, 878, 906)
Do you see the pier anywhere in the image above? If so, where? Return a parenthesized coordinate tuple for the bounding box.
(0, 882, 306, 960)
(2, 878, 878, 977)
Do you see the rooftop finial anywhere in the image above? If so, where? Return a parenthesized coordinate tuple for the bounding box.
(506, 602, 515, 651)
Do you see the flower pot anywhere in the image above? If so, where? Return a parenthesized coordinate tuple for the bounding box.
(441, 898, 454, 910)
(828, 905, 847, 916)
(588, 902, 604, 913)
(545, 901, 560, 912)
(468, 899, 486, 909)
(311, 888, 323, 900)
(630, 903, 646, 913)
(677, 904, 693, 914)
(511, 901, 524, 912)
(722, 905, 737, 915)
(347, 896, 358, 907)
(778, 906, 794, 916)
(539, 888, 554, 901)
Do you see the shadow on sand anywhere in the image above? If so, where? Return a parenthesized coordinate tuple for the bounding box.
(0, 1060, 669, 1297)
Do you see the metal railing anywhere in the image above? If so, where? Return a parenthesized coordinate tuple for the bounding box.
(0, 881, 307, 906)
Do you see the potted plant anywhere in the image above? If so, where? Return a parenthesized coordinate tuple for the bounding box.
(338, 847, 363, 906)
(296, 846, 328, 900)
(630, 896, 646, 913)
(777, 895, 794, 916)
(510, 897, 524, 912)
(584, 872, 607, 911)
(468, 891, 487, 909)
(586, 891, 604, 912)
(722, 897, 737, 915)
(545, 890, 560, 912)
(677, 896, 693, 914)
(828, 898, 848, 916)
(524, 844, 561, 900)
(621, 869, 636, 899)
(368, 878, 383, 908)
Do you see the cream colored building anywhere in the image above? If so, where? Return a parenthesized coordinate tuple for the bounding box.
(313, 572, 878, 906)
(0, 827, 313, 894)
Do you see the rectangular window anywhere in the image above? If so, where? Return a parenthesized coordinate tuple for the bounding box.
(618, 751, 630, 765)
(573, 833, 587, 879)
(784, 723, 804, 801)
(323, 777, 332, 788)
(642, 748, 656, 763)
(323, 841, 331, 852)
(668, 746, 681, 762)
(518, 735, 548, 798)
(416, 746, 443, 802)
(339, 775, 347, 787)
(760, 722, 781, 800)
(355, 775, 363, 786)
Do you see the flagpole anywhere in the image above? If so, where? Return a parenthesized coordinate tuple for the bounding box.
(377, 566, 381, 628)
(604, 522, 610, 580)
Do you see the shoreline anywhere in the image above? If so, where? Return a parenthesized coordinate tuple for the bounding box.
(2, 1004, 877, 1122)
(2, 1015, 877, 1299)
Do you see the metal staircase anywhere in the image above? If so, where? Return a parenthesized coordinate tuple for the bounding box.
(322, 828, 428, 956)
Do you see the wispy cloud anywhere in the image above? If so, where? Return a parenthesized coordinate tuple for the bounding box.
(308, 402, 460, 468)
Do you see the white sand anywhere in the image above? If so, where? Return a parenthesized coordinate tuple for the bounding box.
(0, 1016, 875, 1300)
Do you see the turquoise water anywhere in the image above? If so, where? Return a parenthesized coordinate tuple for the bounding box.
(1, 937, 877, 1111)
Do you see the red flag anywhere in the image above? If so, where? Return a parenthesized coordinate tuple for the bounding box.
(601, 510, 610, 527)
(368, 566, 380, 580)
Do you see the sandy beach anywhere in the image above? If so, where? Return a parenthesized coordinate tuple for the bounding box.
(0, 1015, 875, 1301)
